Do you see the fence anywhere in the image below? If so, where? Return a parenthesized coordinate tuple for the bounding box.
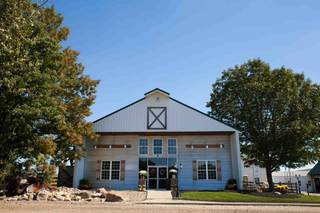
(242, 181, 298, 193)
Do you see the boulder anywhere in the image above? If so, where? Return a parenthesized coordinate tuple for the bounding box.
(85, 197, 92, 202)
(54, 194, 65, 201)
(75, 196, 81, 201)
(7, 196, 18, 201)
(64, 195, 71, 201)
(21, 194, 29, 201)
(91, 192, 102, 198)
(37, 189, 51, 201)
(96, 188, 108, 194)
(27, 193, 34, 201)
(273, 191, 282, 196)
(105, 193, 123, 202)
(76, 191, 91, 199)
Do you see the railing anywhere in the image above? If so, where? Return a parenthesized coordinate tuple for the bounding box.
(242, 181, 298, 193)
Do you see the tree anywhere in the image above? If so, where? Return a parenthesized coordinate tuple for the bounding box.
(207, 59, 320, 189)
(0, 0, 99, 182)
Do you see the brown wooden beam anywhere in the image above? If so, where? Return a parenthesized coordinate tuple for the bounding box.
(93, 144, 132, 149)
(185, 144, 224, 149)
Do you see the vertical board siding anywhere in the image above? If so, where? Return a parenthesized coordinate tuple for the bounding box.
(93, 92, 236, 132)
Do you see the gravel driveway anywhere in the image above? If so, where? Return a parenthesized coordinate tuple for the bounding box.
(1, 201, 320, 213)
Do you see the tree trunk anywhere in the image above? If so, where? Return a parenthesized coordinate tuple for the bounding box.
(266, 165, 274, 191)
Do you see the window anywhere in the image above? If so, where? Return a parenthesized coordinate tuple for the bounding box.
(197, 160, 217, 180)
(168, 139, 177, 154)
(254, 177, 260, 184)
(101, 161, 120, 180)
(111, 161, 120, 180)
(139, 139, 148, 155)
(153, 139, 162, 154)
(101, 161, 110, 180)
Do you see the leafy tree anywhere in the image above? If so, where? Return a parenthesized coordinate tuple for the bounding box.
(207, 59, 320, 188)
(0, 0, 99, 182)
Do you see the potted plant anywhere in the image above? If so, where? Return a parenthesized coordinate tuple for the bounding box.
(138, 170, 147, 191)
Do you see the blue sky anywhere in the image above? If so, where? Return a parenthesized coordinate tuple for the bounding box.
(51, 0, 320, 122)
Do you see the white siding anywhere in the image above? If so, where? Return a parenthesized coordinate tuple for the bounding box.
(93, 91, 236, 132)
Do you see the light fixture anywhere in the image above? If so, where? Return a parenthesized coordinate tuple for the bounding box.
(109, 145, 112, 149)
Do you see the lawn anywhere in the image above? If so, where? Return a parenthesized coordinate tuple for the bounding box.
(181, 191, 320, 203)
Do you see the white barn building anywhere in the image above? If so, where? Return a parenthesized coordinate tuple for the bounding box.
(73, 88, 243, 190)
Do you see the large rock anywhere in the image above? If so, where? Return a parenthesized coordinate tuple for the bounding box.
(64, 195, 71, 201)
(91, 192, 102, 198)
(96, 188, 108, 195)
(37, 189, 51, 201)
(105, 193, 123, 202)
(75, 191, 92, 199)
(21, 194, 29, 201)
(27, 193, 34, 201)
(54, 194, 65, 201)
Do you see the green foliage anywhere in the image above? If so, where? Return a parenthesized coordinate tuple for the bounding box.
(274, 185, 288, 194)
(0, 0, 99, 181)
(78, 178, 91, 190)
(26, 154, 56, 184)
(225, 178, 237, 190)
(207, 59, 320, 187)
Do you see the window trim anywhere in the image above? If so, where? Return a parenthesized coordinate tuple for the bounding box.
(100, 160, 121, 181)
(197, 160, 217, 180)
(167, 138, 177, 155)
(139, 138, 148, 155)
(153, 138, 163, 155)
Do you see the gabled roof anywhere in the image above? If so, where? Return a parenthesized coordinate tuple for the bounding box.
(308, 161, 320, 176)
(144, 88, 170, 97)
(93, 88, 238, 132)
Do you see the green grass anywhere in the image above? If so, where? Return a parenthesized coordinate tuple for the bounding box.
(181, 191, 320, 203)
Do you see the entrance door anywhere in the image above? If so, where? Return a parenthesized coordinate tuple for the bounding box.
(315, 178, 320, 192)
(148, 166, 167, 189)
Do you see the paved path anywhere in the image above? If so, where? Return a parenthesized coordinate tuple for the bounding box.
(145, 190, 172, 201)
(1, 201, 320, 213)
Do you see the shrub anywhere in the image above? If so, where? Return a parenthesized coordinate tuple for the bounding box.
(274, 184, 288, 194)
(226, 178, 237, 190)
(78, 179, 91, 190)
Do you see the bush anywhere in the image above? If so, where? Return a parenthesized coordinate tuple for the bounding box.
(226, 178, 237, 190)
(274, 184, 288, 194)
(78, 179, 91, 190)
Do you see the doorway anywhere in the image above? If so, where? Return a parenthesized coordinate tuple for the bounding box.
(148, 166, 167, 189)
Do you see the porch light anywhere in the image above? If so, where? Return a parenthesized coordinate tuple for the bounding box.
(206, 145, 209, 149)
(220, 144, 224, 148)
(108, 145, 112, 149)
(191, 145, 194, 149)
(94, 145, 97, 149)
(124, 144, 127, 148)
